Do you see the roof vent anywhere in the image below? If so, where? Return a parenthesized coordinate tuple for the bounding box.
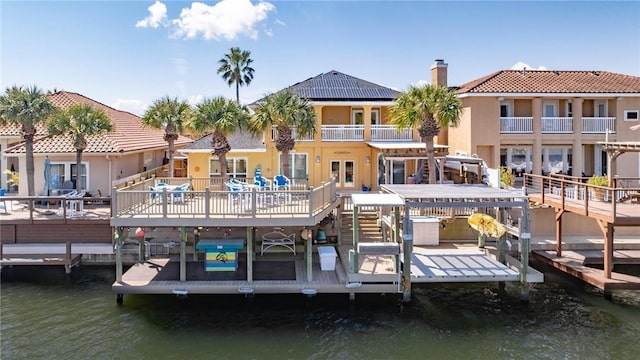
(521, 67, 527, 76)
(591, 71, 600, 76)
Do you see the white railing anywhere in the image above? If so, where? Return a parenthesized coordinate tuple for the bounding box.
(370, 125, 413, 141)
(500, 117, 533, 133)
(321, 125, 364, 141)
(541, 117, 573, 134)
(271, 126, 314, 142)
(582, 117, 616, 134)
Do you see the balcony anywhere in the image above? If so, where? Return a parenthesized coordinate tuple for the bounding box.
(321, 125, 364, 141)
(541, 117, 573, 134)
(500, 117, 533, 134)
(370, 125, 413, 141)
(582, 117, 616, 134)
(271, 126, 314, 142)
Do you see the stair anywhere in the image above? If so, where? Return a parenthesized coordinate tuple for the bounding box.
(340, 210, 383, 245)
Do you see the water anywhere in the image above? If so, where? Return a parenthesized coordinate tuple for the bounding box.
(2, 265, 640, 360)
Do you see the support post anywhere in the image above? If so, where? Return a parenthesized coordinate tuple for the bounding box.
(247, 227, 253, 283)
(520, 205, 530, 302)
(65, 241, 72, 274)
(306, 228, 313, 282)
(393, 206, 401, 244)
(115, 227, 123, 282)
(402, 206, 413, 303)
(352, 206, 359, 268)
(597, 220, 614, 279)
(555, 208, 564, 257)
(180, 227, 186, 282)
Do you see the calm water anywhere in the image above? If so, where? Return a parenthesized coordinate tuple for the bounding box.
(2, 265, 640, 360)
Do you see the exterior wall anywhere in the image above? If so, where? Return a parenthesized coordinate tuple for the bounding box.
(321, 106, 351, 125)
(529, 207, 638, 236)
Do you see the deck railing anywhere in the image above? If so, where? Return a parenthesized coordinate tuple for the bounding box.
(370, 125, 413, 141)
(523, 173, 640, 221)
(112, 179, 336, 220)
(582, 117, 616, 134)
(321, 125, 364, 141)
(541, 117, 573, 134)
(500, 117, 533, 133)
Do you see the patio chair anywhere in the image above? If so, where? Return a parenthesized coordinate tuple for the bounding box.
(225, 181, 248, 212)
(273, 174, 291, 204)
(172, 183, 190, 204)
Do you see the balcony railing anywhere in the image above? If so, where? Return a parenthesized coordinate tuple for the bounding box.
(370, 125, 413, 141)
(582, 117, 616, 134)
(321, 125, 364, 141)
(500, 117, 533, 133)
(541, 117, 573, 134)
(271, 126, 314, 142)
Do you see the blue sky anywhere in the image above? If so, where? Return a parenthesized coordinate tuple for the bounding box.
(2, 0, 639, 115)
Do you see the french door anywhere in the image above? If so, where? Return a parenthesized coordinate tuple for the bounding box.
(330, 160, 355, 188)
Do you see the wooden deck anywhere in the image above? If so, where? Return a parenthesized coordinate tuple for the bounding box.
(532, 250, 640, 291)
(113, 253, 400, 295)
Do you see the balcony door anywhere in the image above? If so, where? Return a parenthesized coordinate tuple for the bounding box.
(330, 160, 355, 188)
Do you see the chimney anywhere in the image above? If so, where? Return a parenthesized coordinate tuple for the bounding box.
(431, 59, 448, 87)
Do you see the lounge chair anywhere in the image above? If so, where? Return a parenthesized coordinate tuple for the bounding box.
(273, 175, 291, 204)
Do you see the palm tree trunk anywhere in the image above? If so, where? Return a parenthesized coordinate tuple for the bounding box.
(219, 153, 228, 180)
(75, 149, 83, 191)
(168, 139, 175, 178)
(25, 137, 35, 196)
(235, 82, 240, 104)
(281, 151, 290, 178)
(425, 136, 437, 184)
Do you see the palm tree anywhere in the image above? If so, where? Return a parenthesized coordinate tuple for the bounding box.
(217, 47, 255, 104)
(0, 85, 56, 196)
(141, 96, 192, 178)
(250, 91, 316, 177)
(389, 84, 462, 184)
(47, 104, 112, 191)
(189, 97, 250, 180)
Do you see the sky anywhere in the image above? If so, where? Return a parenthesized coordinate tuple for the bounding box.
(1, 0, 639, 116)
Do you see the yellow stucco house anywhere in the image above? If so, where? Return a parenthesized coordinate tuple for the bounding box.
(181, 69, 447, 191)
(448, 67, 640, 180)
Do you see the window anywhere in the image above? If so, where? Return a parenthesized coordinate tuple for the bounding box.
(50, 162, 88, 190)
(566, 101, 573, 117)
(371, 109, 380, 125)
(542, 101, 558, 117)
(542, 146, 572, 175)
(351, 109, 363, 125)
(594, 100, 607, 117)
(209, 157, 247, 178)
(499, 100, 513, 117)
(280, 153, 308, 179)
(624, 110, 639, 121)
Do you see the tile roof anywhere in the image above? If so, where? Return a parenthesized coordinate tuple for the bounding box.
(456, 70, 640, 94)
(252, 70, 400, 104)
(182, 130, 265, 151)
(3, 91, 193, 155)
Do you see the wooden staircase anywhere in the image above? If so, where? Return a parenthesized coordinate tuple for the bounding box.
(340, 210, 383, 245)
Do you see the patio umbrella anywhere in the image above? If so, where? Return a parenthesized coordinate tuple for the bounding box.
(44, 156, 51, 196)
(43, 156, 54, 215)
(467, 212, 506, 238)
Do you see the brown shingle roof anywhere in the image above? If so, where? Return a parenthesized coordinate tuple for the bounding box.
(4, 91, 192, 154)
(456, 70, 640, 94)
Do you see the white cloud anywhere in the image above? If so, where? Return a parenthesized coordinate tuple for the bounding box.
(511, 61, 547, 71)
(171, 57, 189, 76)
(187, 94, 205, 106)
(412, 79, 429, 87)
(135, 1, 168, 29)
(112, 99, 148, 116)
(274, 18, 286, 26)
(170, 0, 275, 40)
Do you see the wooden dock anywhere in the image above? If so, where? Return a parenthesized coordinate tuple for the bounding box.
(532, 250, 640, 292)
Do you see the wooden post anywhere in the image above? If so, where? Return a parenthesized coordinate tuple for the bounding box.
(352, 206, 359, 268)
(336, 197, 343, 246)
(247, 227, 253, 283)
(65, 241, 72, 274)
(478, 233, 485, 248)
(597, 220, 614, 279)
(402, 206, 413, 303)
(555, 208, 564, 257)
(306, 228, 313, 282)
(393, 206, 401, 244)
(180, 227, 186, 282)
(520, 206, 530, 302)
(115, 227, 123, 282)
